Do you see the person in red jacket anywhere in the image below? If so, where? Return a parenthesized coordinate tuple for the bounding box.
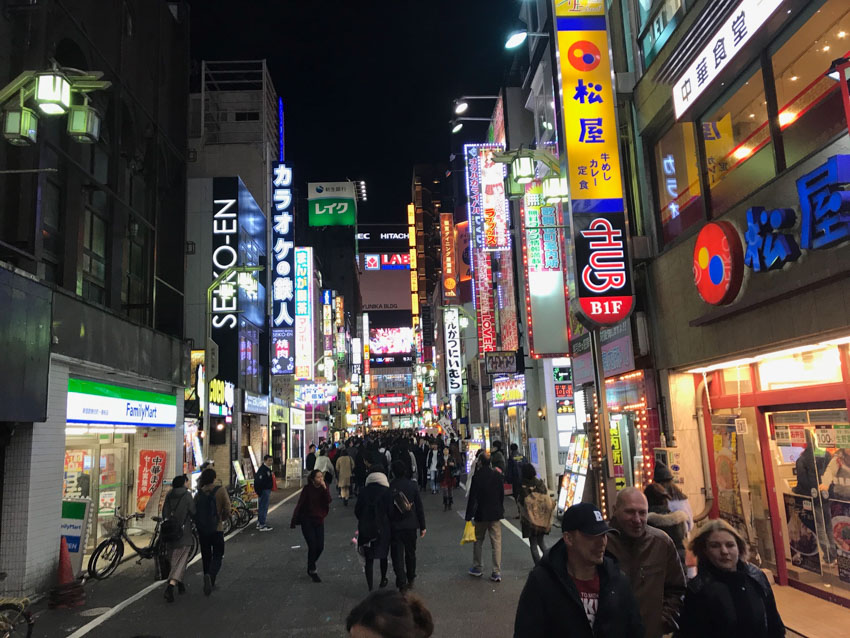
(291, 469, 332, 582)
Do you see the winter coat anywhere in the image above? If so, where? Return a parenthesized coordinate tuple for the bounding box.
(389, 476, 426, 532)
(514, 538, 645, 638)
(253, 463, 274, 493)
(605, 522, 686, 638)
(517, 477, 547, 538)
(314, 455, 335, 480)
(794, 447, 831, 497)
(674, 560, 785, 638)
(464, 466, 504, 523)
(506, 453, 527, 488)
(291, 482, 331, 527)
(490, 449, 507, 473)
(439, 455, 457, 486)
(426, 449, 444, 478)
(162, 486, 196, 547)
(306, 452, 316, 471)
(355, 473, 392, 560)
(336, 454, 354, 488)
(647, 507, 690, 562)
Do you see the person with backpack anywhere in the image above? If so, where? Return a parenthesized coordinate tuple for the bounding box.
(194, 468, 230, 596)
(517, 463, 551, 565)
(388, 460, 426, 592)
(254, 454, 275, 531)
(160, 474, 196, 602)
(356, 468, 393, 591)
(507, 443, 528, 518)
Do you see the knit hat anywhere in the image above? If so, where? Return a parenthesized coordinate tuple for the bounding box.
(653, 461, 674, 482)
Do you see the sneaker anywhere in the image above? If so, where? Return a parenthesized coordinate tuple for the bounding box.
(203, 574, 212, 596)
(309, 572, 322, 583)
(259, 525, 274, 532)
(468, 566, 483, 577)
(490, 572, 502, 583)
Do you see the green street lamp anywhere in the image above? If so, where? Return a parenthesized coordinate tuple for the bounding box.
(2, 91, 38, 146)
(34, 70, 72, 115)
(66, 97, 101, 144)
(511, 156, 535, 184)
(542, 175, 569, 204)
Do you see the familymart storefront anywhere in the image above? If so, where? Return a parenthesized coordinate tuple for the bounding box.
(62, 377, 180, 552)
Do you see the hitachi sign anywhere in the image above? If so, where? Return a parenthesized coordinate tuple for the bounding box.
(356, 232, 408, 241)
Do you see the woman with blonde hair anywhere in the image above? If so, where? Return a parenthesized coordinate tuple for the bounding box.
(675, 519, 785, 638)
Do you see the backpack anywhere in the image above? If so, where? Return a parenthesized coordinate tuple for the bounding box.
(194, 486, 221, 535)
(522, 491, 555, 533)
(160, 493, 188, 543)
(392, 487, 412, 517)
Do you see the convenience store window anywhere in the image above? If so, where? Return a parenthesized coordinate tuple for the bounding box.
(653, 122, 704, 244)
(700, 64, 775, 217)
(770, 0, 850, 168)
(758, 346, 843, 391)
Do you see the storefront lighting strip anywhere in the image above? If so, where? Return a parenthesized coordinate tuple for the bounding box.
(65, 425, 137, 435)
(685, 335, 850, 374)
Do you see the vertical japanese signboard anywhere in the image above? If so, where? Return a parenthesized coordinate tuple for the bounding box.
(444, 307, 463, 395)
(136, 450, 166, 512)
(294, 247, 314, 380)
(464, 144, 499, 354)
(521, 181, 570, 356)
(556, 2, 634, 327)
(271, 162, 295, 375)
(441, 213, 458, 303)
(307, 182, 357, 226)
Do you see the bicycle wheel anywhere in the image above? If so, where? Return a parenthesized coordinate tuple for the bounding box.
(189, 529, 200, 559)
(87, 538, 124, 580)
(0, 603, 33, 638)
(222, 513, 233, 535)
(234, 506, 251, 528)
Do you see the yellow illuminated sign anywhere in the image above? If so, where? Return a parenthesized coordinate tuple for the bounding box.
(555, 0, 605, 17)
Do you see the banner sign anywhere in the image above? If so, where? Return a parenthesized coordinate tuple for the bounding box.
(456, 221, 472, 282)
(294, 383, 338, 405)
(440, 213, 458, 302)
(480, 150, 510, 252)
(67, 378, 176, 428)
(492, 374, 527, 408)
(556, 5, 634, 327)
(308, 182, 357, 226)
(443, 307, 463, 395)
(485, 351, 519, 375)
(136, 450, 167, 512)
(294, 247, 314, 379)
(271, 162, 295, 375)
(60, 499, 92, 577)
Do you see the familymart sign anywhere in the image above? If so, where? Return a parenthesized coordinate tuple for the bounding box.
(67, 378, 177, 428)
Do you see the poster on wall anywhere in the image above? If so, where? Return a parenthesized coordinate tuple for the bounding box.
(783, 493, 822, 575)
(136, 450, 166, 512)
(711, 422, 748, 541)
(830, 498, 850, 584)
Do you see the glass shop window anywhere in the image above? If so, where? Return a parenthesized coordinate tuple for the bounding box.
(653, 122, 703, 244)
(758, 346, 842, 391)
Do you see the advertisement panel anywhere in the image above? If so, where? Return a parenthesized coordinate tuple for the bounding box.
(570, 320, 634, 385)
(294, 247, 314, 379)
(492, 374, 527, 408)
(443, 307, 463, 395)
(521, 181, 570, 356)
(556, 6, 635, 327)
(440, 213, 458, 302)
(271, 162, 295, 375)
(307, 182, 357, 226)
(456, 221, 472, 282)
(485, 351, 518, 376)
(370, 327, 414, 355)
(136, 450, 167, 512)
(783, 493, 822, 575)
(359, 269, 412, 311)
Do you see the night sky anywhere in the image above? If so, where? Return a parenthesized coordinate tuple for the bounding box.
(188, 0, 519, 222)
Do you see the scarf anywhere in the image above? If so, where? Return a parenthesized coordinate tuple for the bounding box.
(365, 471, 389, 488)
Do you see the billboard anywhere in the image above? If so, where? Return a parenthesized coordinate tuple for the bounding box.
(556, 4, 635, 327)
(443, 307, 463, 395)
(271, 162, 295, 374)
(441, 213, 458, 303)
(370, 327, 414, 355)
(359, 269, 412, 311)
(294, 247, 314, 380)
(455, 221, 472, 282)
(308, 182, 357, 226)
(492, 374, 527, 408)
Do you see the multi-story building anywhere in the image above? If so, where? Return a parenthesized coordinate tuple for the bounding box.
(0, 1, 190, 595)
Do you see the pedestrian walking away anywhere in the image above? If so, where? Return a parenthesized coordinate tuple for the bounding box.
(506, 443, 527, 518)
(645, 482, 689, 565)
(388, 460, 426, 592)
(516, 463, 551, 565)
(675, 519, 785, 638)
(254, 454, 275, 531)
(606, 486, 686, 638)
(337, 448, 355, 506)
(356, 468, 393, 591)
(514, 502, 644, 637)
(291, 469, 332, 582)
(306, 444, 317, 471)
(193, 468, 231, 596)
(346, 589, 434, 638)
(314, 448, 336, 489)
(160, 474, 196, 602)
(490, 440, 507, 474)
(464, 451, 504, 582)
(425, 442, 442, 494)
(440, 447, 457, 511)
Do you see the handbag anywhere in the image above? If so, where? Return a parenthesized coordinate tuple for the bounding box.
(522, 491, 555, 533)
(460, 520, 477, 545)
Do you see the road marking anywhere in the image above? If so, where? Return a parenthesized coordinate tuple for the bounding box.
(66, 488, 303, 638)
(455, 511, 529, 547)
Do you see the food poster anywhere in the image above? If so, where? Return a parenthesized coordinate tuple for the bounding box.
(831, 498, 850, 584)
(63, 450, 92, 498)
(136, 450, 166, 512)
(784, 493, 822, 575)
(712, 420, 749, 540)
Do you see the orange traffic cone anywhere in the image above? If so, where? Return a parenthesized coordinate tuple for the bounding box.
(58, 536, 74, 585)
(49, 536, 86, 608)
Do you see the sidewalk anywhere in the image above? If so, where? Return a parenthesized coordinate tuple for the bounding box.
(774, 584, 850, 638)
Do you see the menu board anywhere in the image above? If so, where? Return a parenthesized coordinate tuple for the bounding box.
(557, 432, 589, 515)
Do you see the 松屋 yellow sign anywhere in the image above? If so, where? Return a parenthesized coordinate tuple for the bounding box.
(555, 0, 605, 17)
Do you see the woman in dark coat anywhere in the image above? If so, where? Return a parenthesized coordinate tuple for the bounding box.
(675, 519, 785, 638)
(290, 469, 332, 582)
(355, 469, 393, 591)
(516, 463, 548, 565)
(161, 474, 196, 602)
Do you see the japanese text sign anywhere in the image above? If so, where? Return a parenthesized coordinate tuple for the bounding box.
(441, 213, 458, 302)
(307, 182, 357, 227)
(271, 162, 295, 374)
(294, 247, 314, 380)
(492, 374, 527, 408)
(136, 450, 166, 513)
(443, 307, 463, 395)
(673, 0, 784, 118)
(557, 9, 635, 326)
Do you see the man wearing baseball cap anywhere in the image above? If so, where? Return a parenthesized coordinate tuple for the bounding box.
(514, 502, 644, 637)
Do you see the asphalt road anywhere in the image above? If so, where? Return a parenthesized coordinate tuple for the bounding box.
(35, 484, 537, 637)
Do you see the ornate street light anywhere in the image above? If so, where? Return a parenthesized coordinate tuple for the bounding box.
(511, 156, 535, 184)
(542, 175, 569, 204)
(66, 97, 101, 144)
(2, 91, 38, 146)
(35, 70, 72, 115)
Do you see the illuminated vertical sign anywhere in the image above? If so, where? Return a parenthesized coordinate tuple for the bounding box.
(521, 181, 570, 356)
(334, 294, 344, 329)
(481, 151, 510, 252)
(362, 313, 370, 389)
(211, 196, 239, 330)
(556, 2, 635, 327)
(441, 213, 458, 303)
(443, 307, 463, 395)
(455, 221, 472, 282)
(294, 247, 314, 380)
(464, 144, 499, 354)
(271, 162, 295, 375)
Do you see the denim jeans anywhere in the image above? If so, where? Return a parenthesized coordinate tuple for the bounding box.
(199, 531, 225, 581)
(257, 489, 271, 526)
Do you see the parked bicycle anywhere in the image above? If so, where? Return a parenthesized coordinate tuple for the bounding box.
(87, 507, 199, 580)
(0, 573, 34, 638)
(225, 485, 253, 533)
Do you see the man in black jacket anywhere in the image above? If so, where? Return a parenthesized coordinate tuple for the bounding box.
(514, 502, 644, 637)
(388, 460, 426, 591)
(464, 452, 505, 582)
(254, 455, 275, 531)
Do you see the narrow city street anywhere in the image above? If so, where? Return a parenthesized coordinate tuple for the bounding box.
(35, 486, 533, 638)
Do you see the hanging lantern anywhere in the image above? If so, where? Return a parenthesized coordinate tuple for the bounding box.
(3, 91, 38, 146)
(511, 156, 535, 184)
(35, 71, 72, 115)
(66, 99, 102, 144)
(542, 175, 569, 203)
